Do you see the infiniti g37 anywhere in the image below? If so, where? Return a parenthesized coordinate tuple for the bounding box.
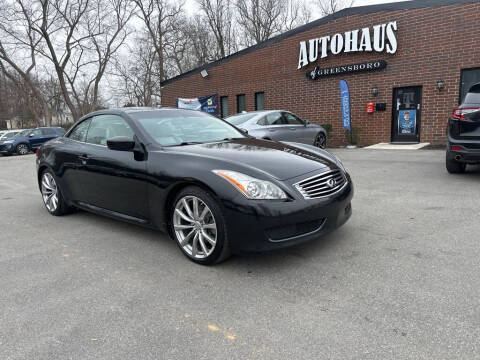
(36, 108, 353, 264)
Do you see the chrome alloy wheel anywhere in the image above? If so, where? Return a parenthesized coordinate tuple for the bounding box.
(173, 195, 217, 259)
(314, 133, 327, 149)
(17, 144, 29, 155)
(41, 172, 59, 212)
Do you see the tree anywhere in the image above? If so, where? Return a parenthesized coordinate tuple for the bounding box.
(0, 0, 53, 125)
(196, 0, 236, 59)
(36, 0, 134, 120)
(132, 0, 184, 83)
(234, 0, 311, 46)
(316, 0, 354, 16)
(113, 33, 161, 107)
(235, 0, 285, 45)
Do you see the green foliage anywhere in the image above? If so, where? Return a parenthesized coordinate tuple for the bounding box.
(320, 123, 332, 138)
(344, 126, 362, 146)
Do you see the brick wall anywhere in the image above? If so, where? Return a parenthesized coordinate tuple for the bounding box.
(161, 2, 480, 146)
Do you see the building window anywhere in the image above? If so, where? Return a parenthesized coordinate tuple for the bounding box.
(255, 92, 264, 110)
(221, 96, 228, 118)
(460, 67, 480, 104)
(236, 94, 246, 113)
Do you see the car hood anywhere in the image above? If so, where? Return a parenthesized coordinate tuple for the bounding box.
(168, 138, 337, 180)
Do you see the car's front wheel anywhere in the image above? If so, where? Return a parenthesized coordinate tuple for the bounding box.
(446, 152, 466, 174)
(170, 186, 230, 265)
(314, 132, 327, 149)
(40, 170, 71, 216)
(16, 143, 30, 155)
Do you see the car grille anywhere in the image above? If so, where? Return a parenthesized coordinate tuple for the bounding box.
(294, 169, 347, 199)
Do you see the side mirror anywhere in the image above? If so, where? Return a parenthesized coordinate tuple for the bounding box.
(239, 128, 248, 134)
(107, 136, 135, 151)
(29, 133, 35, 138)
(305, 120, 310, 126)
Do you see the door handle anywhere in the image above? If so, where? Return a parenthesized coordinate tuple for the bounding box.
(78, 154, 89, 164)
(289, 128, 297, 130)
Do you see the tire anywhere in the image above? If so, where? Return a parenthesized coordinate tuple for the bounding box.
(314, 132, 327, 149)
(40, 169, 71, 216)
(16, 143, 30, 155)
(170, 186, 231, 265)
(446, 152, 466, 174)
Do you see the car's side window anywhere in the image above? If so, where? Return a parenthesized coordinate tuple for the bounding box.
(257, 117, 267, 126)
(284, 112, 304, 125)
(86, 115, 134, 146)
(264, 112, 284, 125)
(30, 129, 42, 137)
(41, 128, 56, 135)
(68, 119, 92, 142)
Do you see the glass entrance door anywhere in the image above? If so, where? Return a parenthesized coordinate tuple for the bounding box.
(391, 86, 422, 143)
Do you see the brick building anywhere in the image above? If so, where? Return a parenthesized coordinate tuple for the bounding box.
(161, 0, 480, 146)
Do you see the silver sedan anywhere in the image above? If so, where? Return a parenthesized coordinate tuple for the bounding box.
(225, 110, 328, 148)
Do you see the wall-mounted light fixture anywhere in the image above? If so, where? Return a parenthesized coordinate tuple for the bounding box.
(200, 69, 208, 78)
(372, 85, 378, 97)
(436, 79, 445, 91)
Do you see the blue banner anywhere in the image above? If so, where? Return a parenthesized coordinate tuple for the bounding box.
(340, 80, 351, 131)
(176, 94, 219, 116)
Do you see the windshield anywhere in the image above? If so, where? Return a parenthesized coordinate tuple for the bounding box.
(225, 113, 257, 125)
(131, 110, 246, 146)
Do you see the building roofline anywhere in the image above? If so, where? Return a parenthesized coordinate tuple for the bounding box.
(160, 0, 479, 87)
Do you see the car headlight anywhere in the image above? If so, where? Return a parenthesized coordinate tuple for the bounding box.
(213, 170, 287, 199)
(3, 140, 14, 144)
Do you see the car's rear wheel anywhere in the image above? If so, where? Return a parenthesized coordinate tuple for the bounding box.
(171, 186, 230, 265)
(16, 143, 29, 155)
(314, 132, 327, 149)
(40, 170, 70, 216)
(446, 152, 466, 174)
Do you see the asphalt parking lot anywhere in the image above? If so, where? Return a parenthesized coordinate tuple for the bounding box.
(0, 150, 479, 359)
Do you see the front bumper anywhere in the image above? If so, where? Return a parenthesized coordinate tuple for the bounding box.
(0, 143, 15, 154)
(222, 173, 354, 253)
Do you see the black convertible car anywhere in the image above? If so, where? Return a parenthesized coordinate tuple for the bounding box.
(36, 108, 353, 264)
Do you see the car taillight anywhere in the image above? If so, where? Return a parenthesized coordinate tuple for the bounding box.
(452, 107, 480, 120)
(36, 148, 40, 157)
(451, 145, 463, 151)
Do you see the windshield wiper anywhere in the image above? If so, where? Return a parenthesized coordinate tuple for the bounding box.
(176, 141, 204, 146)
(222, 137, 245, 141)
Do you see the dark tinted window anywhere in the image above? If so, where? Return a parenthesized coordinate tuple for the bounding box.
(460, 68, 480, 104)
(255, 92, 264, 110)
(237, 94, 246, 113)
(68, 119, 91, 142)
(86, 115, 134, 146)
(41, 128, 56, 135)
(284, 112, 303, 125)
(264, 112, 284, 125)
(221, 96, 228, 118)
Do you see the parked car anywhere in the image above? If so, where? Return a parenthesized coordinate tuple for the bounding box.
(446, 83, 480, 173)
(36, 108, 353, 265)
(225, 110, 328, 148)
(0, 127, 65, 155)
(0, 130, 22, 140)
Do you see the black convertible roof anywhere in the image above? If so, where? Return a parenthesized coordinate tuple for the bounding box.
(161, 0, 479, 87)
